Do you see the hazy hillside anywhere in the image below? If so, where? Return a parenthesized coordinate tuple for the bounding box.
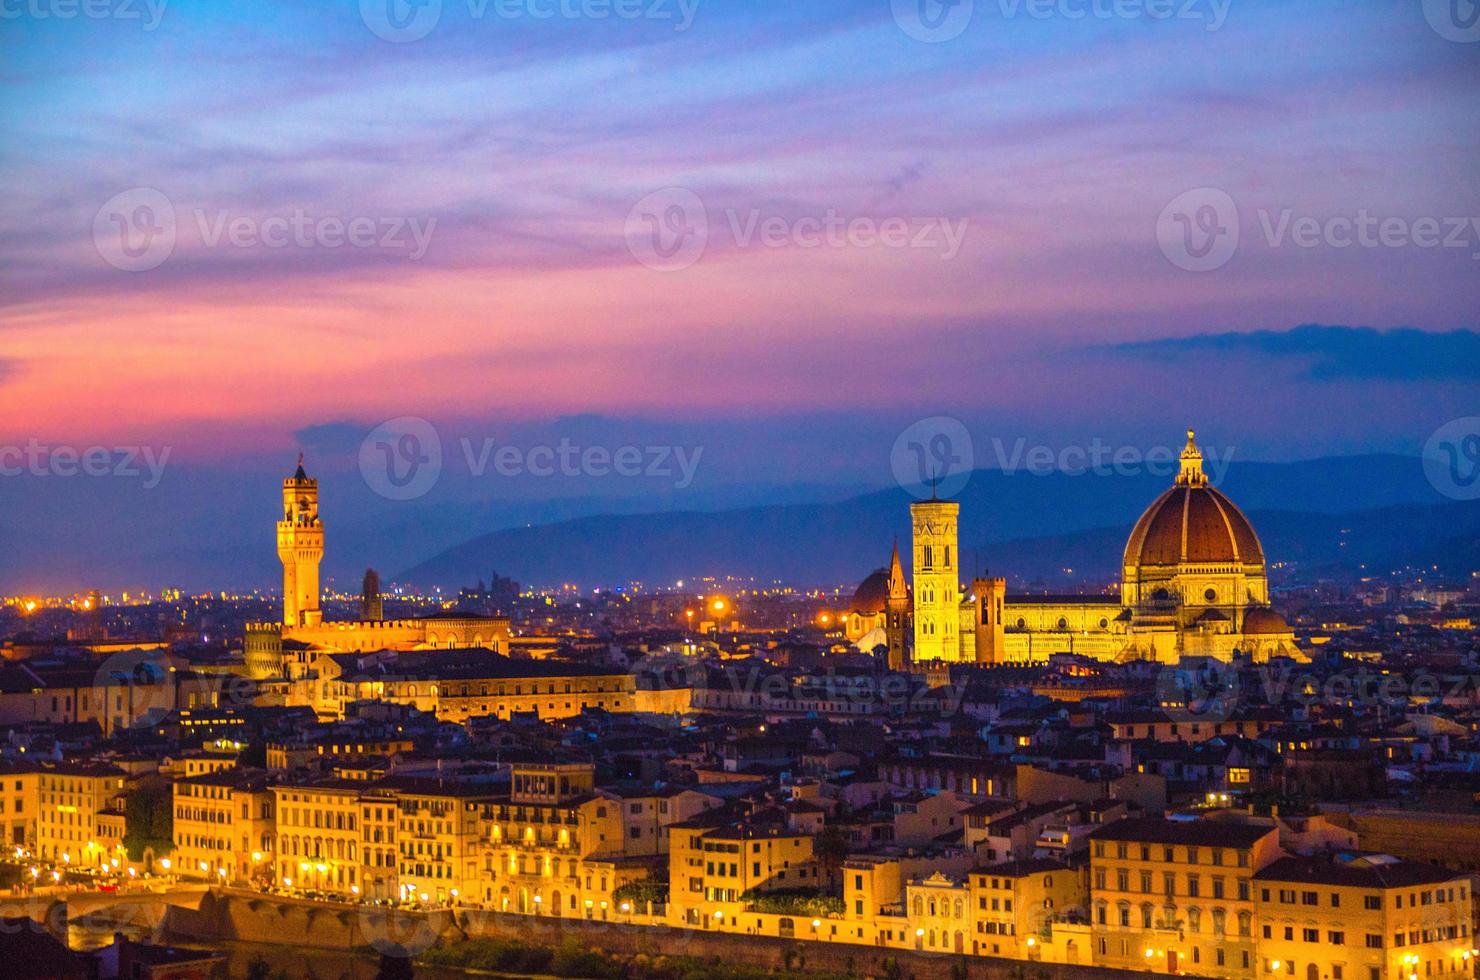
(398, 456, 1476, 589)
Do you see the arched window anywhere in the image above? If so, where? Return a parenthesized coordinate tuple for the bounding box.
(1187, 907, 1202, 932)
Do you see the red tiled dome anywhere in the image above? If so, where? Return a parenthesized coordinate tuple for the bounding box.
(849, 569, 891, 615)
(1241, 607, 1291, 634)
(1123, 430, 1264, 569)
(1123, 484, 1264, 567)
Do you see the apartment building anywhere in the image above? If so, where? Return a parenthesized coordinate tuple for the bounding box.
(272, 780, 365, 896)
(1089, 817, 1282, 978)
(477, 762, 632, 917)
(35, 762, 127, 867)
(1254, 854, 1475, 980)
(606, 785, 724, 857)
(171, 769, 275, 883)
(0, 763, 39, 850)
(386, 777, 493, 905)
(969, 858, 1086, 960)
(359, 787, 400, 902)
(669, 820, 820, 926)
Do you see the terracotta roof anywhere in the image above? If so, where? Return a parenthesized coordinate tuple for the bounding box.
(1124, 484, 1263, 567)
(1242, 607, 1292, 635)
(1253, 855, 1462, 889)
(1088, 817, 1275, 849)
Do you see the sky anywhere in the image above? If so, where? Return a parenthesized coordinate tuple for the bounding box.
(1, 0, 1478, 591)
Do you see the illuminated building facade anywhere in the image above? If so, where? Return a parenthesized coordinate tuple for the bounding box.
(874, 432, 1302, 667)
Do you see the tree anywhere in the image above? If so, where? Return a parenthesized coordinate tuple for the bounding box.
(813, 825, 851, 888)
(122, 780, 172, 862)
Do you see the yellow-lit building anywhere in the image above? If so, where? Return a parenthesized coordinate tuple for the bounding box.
(1254, 854, 1475, 980)
(0, 764, 39, 851)
(359, 788, 400, 902)
(244, 460, 512, 680)
(290, 652, 636, 724)
(1088, 817, 1282, 978)
(272, 780, 365, 896)
(478, 762, 639, 919)
(388, 778, 492, 905)
(881, 432, 1303, 667)
(969, 859, 1086, 960)
(264, 735, 414, 771)
(905, 871, 972, 954)
(35, 762, 127, 868)
(668, 821, 820, 927)
(172, 770, 275, 884)
(606, 786, 725, 858)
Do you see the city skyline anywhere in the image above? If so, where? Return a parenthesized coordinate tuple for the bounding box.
(2, 7, 1479, 980)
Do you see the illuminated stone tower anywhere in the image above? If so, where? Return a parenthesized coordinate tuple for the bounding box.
(970, 576, 1007, 664)
(884, 540, 912, 672)
(277, 454, 324, 628)
(911, 497, 960, 664)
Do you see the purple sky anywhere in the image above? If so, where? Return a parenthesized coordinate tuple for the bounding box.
(1, 0, 1477, 488)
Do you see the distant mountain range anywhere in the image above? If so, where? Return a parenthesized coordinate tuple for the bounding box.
(397, 454, 1479, 590)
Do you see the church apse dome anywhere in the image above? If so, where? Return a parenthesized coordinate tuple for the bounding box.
(849, 569, 892, 616)
(1121, 431, 1270, 620)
